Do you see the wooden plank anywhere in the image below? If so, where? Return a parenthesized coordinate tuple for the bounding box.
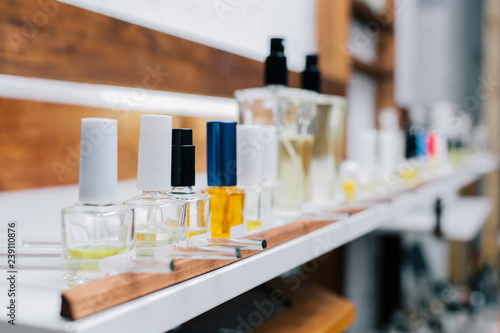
(316, 0, 352, 91)
(0, 0, 258, 97)
(0, 98, 143, 190)
(481, 0, 500, 267)
(0, 0, 344, 98)
(352, 0, 393, 30)
(60, 219, 342, 320)
(0, 98, 227, 190)
(254, 280, 356, 333)
(352, 58, 393, 77)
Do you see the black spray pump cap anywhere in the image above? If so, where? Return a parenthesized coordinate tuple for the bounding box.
(302, 54, 321, 93)
(265, 38, 288, 86)
(171, 129, 195, 187)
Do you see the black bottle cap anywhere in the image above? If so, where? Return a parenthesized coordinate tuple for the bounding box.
(265, 38, 288, 86)
(405, 127, 417, 159)
(171, 128, 195, 187)
(301, 54, 321, 93)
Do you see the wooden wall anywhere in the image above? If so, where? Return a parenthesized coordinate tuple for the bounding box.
(0, 98, 217, 190)
(0, 0, 345, 191)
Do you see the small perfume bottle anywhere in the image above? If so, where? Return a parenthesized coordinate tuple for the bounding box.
(62, 118, 133, 260)
(166, 129, 211, 241)
(237, 125, 271, 231)
(124, 115, 187, 255)
(340, 160, 360, 202)
(202, 121, 245, 238)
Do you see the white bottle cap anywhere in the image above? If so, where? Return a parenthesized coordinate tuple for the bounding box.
(137, 114, 172, 191)
(78, 118, 118, 204)
(340, 160, 359, 179)
(260, 125, 278, 180)
(237, 125, 262, 184)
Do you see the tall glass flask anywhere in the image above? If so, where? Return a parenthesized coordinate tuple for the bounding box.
(235, 38, 315, 211)
(302, 54, 347, 202)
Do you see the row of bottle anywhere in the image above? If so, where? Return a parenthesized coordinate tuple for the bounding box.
(235, 38, 347, 210)
(62, 116, 284, 259)
(336, 109, 475, 203)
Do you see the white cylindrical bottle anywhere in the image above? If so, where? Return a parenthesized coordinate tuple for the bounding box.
(237, 125, 271, 231)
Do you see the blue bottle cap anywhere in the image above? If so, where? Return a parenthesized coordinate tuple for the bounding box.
(207, 121, 237, 186)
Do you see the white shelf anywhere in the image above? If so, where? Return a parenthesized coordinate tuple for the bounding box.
(0, 153, 497, 332)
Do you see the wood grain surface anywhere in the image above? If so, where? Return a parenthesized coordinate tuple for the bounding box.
(254, 280, 356, 333)
(60, 218, 348, 320)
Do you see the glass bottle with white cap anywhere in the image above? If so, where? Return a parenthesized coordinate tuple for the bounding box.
(124, 115, 187, 256)
(62, 118, 134, 260)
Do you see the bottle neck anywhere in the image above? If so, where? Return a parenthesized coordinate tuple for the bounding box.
(140, 190, 166, 198)
(170, 186, 195, 195)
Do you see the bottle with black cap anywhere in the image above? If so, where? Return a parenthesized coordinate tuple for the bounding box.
(235, 38, 310, 127)
(166, 129, 211, 240)
(302, 54, 347, 204)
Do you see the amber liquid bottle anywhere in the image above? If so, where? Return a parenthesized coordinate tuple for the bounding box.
(202, 121, 245, 238)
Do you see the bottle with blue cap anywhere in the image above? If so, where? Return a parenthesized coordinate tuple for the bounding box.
(62, 118, 134, 260)
(124, 115, 187, 256)
(202, 121, 246, 238)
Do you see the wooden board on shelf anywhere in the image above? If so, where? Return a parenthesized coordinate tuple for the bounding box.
(60, 217, 356, 320)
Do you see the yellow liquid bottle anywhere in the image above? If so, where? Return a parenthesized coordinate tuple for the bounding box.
(203, 186, 245, 238)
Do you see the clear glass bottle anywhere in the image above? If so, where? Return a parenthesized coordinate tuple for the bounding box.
(166, 128, 210, 241)
(235, 38, 315, 212)
(62, 203, 133, 259)
(301, 54, 348, 203)
(124, 115, 187, 255)
(340, 160, 360, 203)
(126, 191, 186, 250)
(62, 118, 134, 260)
(167, 187, 210, 239)
(203, 121, 245, 238)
